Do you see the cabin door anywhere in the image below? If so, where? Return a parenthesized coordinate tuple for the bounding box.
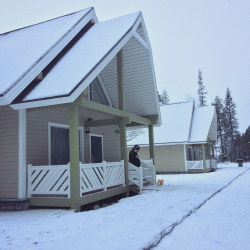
(90, 134, 103, 163)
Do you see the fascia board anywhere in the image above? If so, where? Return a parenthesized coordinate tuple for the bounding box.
(130, 141, 206, 148)
(11, 14, 142, 111)
(140, 17, 162, 127)
(4, 8, 97, 105)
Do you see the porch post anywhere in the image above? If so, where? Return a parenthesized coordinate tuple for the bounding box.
(120, 119, 128, 186)
(148, 125, 155, 165)
(69, 104, 80, 211)
(202, 144, 206, 173)
(117, 48, 125, 111)
(117, 48, 129, 196)
(212, 145, 215, 159)
(183, 144, 187, 171)
(18, 109, 27, 198)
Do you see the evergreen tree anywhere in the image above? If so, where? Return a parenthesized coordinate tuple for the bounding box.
(158, 89, 170, 105)
(222, 88, 239, 161)
(212, 96, 224, 161)
(197, 69, 208, 107)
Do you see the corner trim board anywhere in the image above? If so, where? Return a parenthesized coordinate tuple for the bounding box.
(18, 109, 27, 199)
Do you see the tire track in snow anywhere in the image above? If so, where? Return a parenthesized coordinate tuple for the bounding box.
(141, 168, 250, 250)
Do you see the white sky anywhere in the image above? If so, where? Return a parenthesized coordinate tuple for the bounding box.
(0, 0, 249, 132)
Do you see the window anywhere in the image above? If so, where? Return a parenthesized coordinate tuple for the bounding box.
(48, 123, 84, 165)
(193, 148, 196, 161)
(188, 147, 192, 161)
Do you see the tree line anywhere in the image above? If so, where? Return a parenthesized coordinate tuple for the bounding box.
(197, 69, 249, 162)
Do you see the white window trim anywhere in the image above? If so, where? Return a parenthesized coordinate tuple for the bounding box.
(48, 122, 84, 165)
(88, 82, 93, 101)
(89, 133, 104, 163)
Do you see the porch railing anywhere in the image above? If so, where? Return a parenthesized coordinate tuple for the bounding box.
(187, 159, 217, 171)
(141, 159, 156, 185)
(187, 161, 203, 170)
(28, 164, 70, 198)
(79, 161, 125, 197)
(128, 159, 156, 193)
(128, 162, 143, 193)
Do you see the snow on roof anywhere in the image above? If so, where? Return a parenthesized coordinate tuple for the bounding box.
(0, 8, 92, 96)
(128, 102, 216, 146)
(128, 102, 194, 146)
(19, 12, 141, 102)
(189, 106, 215, 143)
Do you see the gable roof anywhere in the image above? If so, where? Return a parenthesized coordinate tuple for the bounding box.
(12, 12, 141, 104)
(0, 7, 96, 105)
(128, 102, 217, 146)
(1, 8, 161, 124)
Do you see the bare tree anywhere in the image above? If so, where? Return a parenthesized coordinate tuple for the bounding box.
(126, 128, 147, 142)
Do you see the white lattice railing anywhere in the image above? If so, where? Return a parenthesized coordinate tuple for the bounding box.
(141, 159, 156, 185)
(128, 162, 143, 193)
(79, 161, 125, 196)
(187, 159, 217, 171)
(28, 164, 70, 198)
(187, 161, 203, 170)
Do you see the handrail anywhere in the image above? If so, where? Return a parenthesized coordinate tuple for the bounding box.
(140, 160, 156, 185)
(128, 162, 143, 193)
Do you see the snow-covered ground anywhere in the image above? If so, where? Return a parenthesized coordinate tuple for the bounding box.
(1, 163, 249, 250)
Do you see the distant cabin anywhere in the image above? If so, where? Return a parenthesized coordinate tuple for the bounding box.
(128, 102, 217, 174)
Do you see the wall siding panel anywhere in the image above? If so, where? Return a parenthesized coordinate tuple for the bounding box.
(99, 26, 158, 117)
(0, 106, 19, 198)
(128, 144, 186, 172)
(26, 106, 121, 167)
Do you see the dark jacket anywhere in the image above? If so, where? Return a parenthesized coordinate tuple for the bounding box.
(129, 150, 140, 167)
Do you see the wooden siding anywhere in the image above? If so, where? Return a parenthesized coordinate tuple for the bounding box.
(0, 106, 19, 198)
(99, 26, 158, 116)
(26, 105, 121, 167)
(128, 144, 186, 172)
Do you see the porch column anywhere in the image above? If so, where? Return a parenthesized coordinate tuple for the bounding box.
(212, 145, 215, 159)
(18, 109, 27, 198)
(120, 119, 128, 187)
(202, 144, 206, 173)
(117, 48, 125, 111)
(148, 125, 155, 164)
(117, 48, 129, 195)
(69, 104, 80, 211)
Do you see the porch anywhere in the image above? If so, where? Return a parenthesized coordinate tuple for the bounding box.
(28, 159, 155, 207)
(186, 143, 217, 172)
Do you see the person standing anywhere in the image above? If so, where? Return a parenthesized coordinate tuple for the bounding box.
(129, 145, 141, 167)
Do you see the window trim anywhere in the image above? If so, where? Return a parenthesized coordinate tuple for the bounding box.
(48, 122, 84, 165)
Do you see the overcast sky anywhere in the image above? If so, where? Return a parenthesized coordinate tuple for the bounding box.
(0, 0, 249, 133)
